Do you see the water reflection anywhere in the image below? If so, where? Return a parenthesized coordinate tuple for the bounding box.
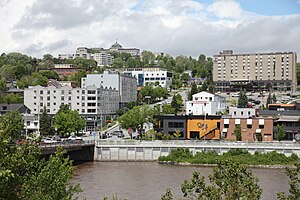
(72, 162, 289, 200)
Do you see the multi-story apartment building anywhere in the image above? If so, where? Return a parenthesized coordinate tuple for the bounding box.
(81, 71, 137, 108)
(122, 67, 173, 88)
(186, 91, 226, 115)
(213, 50, 297, 92)
(93, 52, 113, 66)
(24, 85, 120, 131)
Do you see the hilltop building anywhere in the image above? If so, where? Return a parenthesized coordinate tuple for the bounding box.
(58, 41, 139, 66)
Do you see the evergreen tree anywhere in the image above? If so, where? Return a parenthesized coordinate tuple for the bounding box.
(40, 106, 54, 136)
(234, 125, 242, 141)
(237, 90, 248, 108)
(188, 82, 198, 100)
(275, 124, 286, 141)
(171, 94, 183, 113)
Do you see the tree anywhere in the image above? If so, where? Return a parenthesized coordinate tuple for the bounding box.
(1, 93, 22, 104)
(112, 57, 125, 68)
(237, 90, 248, 108)
(0, 141, 81, 199)
(173, 129, 181, 140)
(161, 188, 173, 200)
(0, 111, 23, 140)
(54, 105, 85, 137)
(275, 124, 286, 141)
(181, 160, 262, 200)
(188, 82, 198, 100)
(171, 94, 183, 113)
(141, 50, 155, 66)
(40, 106, 54, 136)
(118, 106, 152, 130)
(266, 93, 272, 108)
(277, 162, 300, 200)
(234, 125, 242, 141)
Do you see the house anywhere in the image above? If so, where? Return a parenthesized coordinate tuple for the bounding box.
(186, 91, 226, 115)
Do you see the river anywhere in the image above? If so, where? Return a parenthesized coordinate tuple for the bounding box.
(72, 162, 289, 200)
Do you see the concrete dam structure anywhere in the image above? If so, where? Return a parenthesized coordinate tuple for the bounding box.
(95, 140, 300, 161)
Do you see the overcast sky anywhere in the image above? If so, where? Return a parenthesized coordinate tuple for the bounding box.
(1, 0, 300, 59)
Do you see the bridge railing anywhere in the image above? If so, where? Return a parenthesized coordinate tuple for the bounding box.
(39, 140, 95, 148)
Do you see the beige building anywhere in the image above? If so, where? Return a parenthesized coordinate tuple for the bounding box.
(213, 50, 297, 92)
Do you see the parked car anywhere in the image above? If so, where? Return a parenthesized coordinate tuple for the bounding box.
(41, 137, 58, 144)
(253, 100, 261, 105)
(68, 136, 83, 141)
(112, 130, 125, 138)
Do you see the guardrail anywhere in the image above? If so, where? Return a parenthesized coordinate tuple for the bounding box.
(39, 140, 95, 148)
(96, 140, 300, 147)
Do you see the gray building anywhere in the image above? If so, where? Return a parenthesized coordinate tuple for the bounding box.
(81, 71, 137, 108)
(24, 85, 120, 131)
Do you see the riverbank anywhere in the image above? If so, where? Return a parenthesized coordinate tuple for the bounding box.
(157, 161, 293, 169)
(158, 148, 300, 167)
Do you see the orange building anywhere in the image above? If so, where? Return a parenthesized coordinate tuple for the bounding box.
(186, 116, 221, 140)
(155, 115, 221, 140)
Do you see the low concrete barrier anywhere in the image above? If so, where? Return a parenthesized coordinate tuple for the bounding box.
(95, 140, 300, 161)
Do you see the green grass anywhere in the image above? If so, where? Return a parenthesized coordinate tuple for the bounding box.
(158, 148, 300, 166)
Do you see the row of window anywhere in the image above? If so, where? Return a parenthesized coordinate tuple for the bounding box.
(34, 90, 98, 95)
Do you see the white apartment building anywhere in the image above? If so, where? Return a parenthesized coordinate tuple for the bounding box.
(81, 71, 137, 108)
(122, 67, 173, 88)
(24, 85, 120, 131)
(93, 52, 113, 66)
(186, 92, 226, 115)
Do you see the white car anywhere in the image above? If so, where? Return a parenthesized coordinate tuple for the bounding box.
(68, 136, 83, 140)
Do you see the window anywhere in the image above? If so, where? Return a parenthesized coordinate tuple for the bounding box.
(82, 109, 85, 113)
(209, 97, 212, 101)
(247, 124, 252, 128)
(68, 96, 71, 101)
(61, 96, 64, 101)
(87, 103, 96, 106)
(82, 96, 85, 100)
(87, 96, 96, 100)
(224, 124, 229, 128)
(47, 96, 50, 101)
(168, 122, 184, 128)
(88, 90, 96, 94)
(82, 103, 85, 106)
(259, 124, 264, 129)
(40, 91, 43, 94)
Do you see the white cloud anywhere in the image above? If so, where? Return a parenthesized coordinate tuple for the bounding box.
(0, 0, 299, 59)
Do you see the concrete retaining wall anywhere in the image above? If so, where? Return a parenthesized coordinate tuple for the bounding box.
(95, 141, 300, 161)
